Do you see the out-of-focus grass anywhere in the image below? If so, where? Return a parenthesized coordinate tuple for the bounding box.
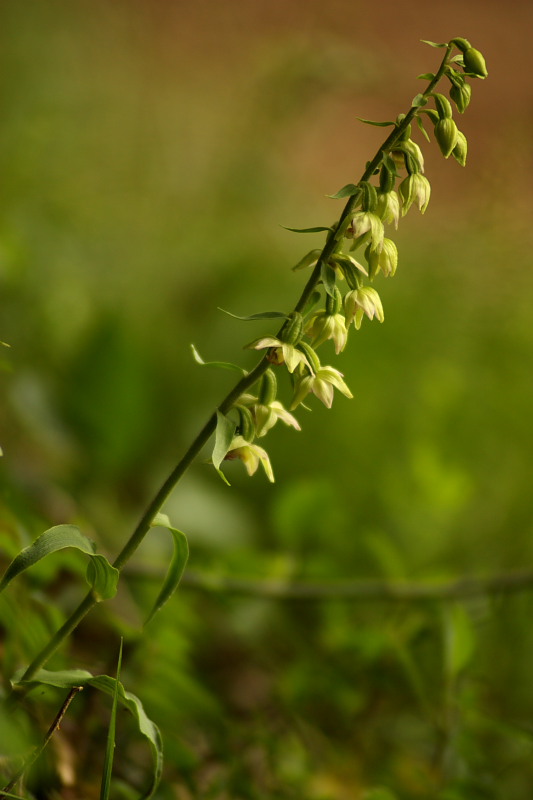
(3, 2, 533, 797)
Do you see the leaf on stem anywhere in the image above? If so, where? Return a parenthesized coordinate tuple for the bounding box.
(0, 525, 117, 601)
(320, 262, 337, 298)
(292, 249, 321, 271)
(411, 93, 428, 108)
(190, 345, 247, 375)
(416, 115, 431, 142)
(86, 555, 119, 601)
(100, 640, 123, 800)
(326, 183, 359, 199)
(217, 308, 289, 321)
(144, 515, 189, 626)
(280, 225, 333, 234)
(356, 118, 395, 127)
(420, 39, 448, 48)
(12, 668, 163, 800)
(417, 72, 436, 80)
(212, 411, 236, 471)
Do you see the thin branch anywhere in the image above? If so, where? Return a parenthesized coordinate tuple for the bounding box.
(125, 565, 533, 602)
(0, 687, 83, 798)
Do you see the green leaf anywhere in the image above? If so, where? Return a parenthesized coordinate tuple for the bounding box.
(86, 555, 119, 601)
(0, 525, 95, 593)
(420, 39, 448, 48)
(411, 93, 428, 108)
(356, 118, 395, 127)
(212, 410, 236, 471)
(320, 262, 337, 298)
(326, 183, 359, 199)
(416, 114, 431, 142)
(218, 308, 289, 321)
(292, 248, 321, 271)
(145, 516, 189, 625)
(13, 668, 163, 800)
(281, 225, 333, 234)
(417, 72, 436, 80)
(190, 344, 247, 375)
(100, 640, 123, 800)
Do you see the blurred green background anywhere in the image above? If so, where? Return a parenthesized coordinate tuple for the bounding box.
(2, 1, 533, 798)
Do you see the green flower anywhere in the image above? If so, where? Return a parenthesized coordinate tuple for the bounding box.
(344, 287, 384, 330)
(350, 211, 384, 251)
(291, 365, 353, 410)
(399, 173, 431, 215)
(224, 435, 275, 482)
(377, 190, 400, 229)
(245, 336, 309, 373)
(239, 393, 301, 437)
(366, 238, 398, 279)
(305, 309, 348, 354)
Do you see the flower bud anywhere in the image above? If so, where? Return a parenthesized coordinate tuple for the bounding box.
(360, 180, 379, 212)
(325, 285, 343, 316)
(434, 118, 459, 158)
(258, 369, 277, 406)
(235, 404, 255, 442)
(280, 312, 304, 345)
(432, 93, 453, 119)
(379, 164, 396, 194)
(396, 114, 412, 142)
(451, 130, 468, 166)
(450, 81, 471, 113)
(463, 47, 488, 79)
(297, 341, 321, 374)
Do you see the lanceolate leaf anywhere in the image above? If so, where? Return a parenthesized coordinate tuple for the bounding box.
(326, 183, 359, 200)
(212, 411, 236, 471)
(281, 225, 333, 234)
(417, 72, 436, 80)
(356, 117, 395, 127)
(218, 308, 288, 321)
(13, 668, 163, 800)
(420, 39, 448, 48)
(292, 248, 321, 271)
(411, 93, 428, 108)
(416, 114, 431, 142)
(320, 262, 337, 298)
(0, 524, 119, 602)
(100, 641, 123, 800)
(190, 344, 247, 375)
(0, 525, 95, 592)
(145, 515, 189, 625)
(86, 555, 119, 601)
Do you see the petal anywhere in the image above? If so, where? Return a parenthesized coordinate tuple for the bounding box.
(290, 375, 313, 410)
(283, 344, 307, 373)
(312, 378, 335, 408)
(270, 401, 301, 431)
(319, 367, 353, 399)
(245, 336, 283, 351)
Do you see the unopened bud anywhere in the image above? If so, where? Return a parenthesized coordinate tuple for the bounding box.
(258, 369, 277, 406)
(325, 285, 343, 316)
(281, 312, 304, 345)
(451, 130, 468, 166)
(379, 164, 396, 194)
(450, 81, 472, 113)
(463, 47, 488, 79)
(434, 118, 459, 158)
(236, 405, 255, 442)
(297, 341, 320, 374)
(360, 181, 379, 212)
(433, 93, 453, 120)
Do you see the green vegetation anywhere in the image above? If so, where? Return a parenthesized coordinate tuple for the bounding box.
(2, 7, 533, 798)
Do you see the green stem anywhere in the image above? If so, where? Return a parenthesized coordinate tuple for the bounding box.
(12, 45, 453, 688)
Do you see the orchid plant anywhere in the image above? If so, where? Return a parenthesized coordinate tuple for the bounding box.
(0, 36, 487, 797)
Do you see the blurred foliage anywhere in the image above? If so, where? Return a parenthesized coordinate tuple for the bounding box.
(2, 2, 533, 798)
